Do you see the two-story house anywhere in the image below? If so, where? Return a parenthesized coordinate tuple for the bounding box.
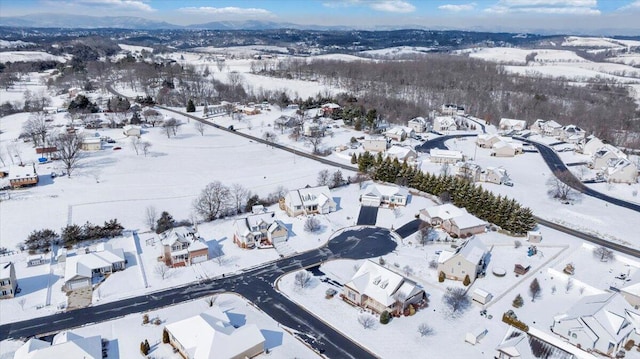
(233, 212, 288, 248)
(0, 262, 17, 299)
(160, 227, 209, 267)
(281, 185, 337, 217)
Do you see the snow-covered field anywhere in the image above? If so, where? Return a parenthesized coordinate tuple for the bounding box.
(361, 46, 434, 57)
(0, 51, 66, 63)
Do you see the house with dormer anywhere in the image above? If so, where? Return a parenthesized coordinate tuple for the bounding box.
(437, 236, 488, 283)
(233, 211, 288, 248)
(384, 126, 414, 142)
(407, 117, 429, 133)
(281, 185, 337, 217)
(433, 116, 458, 132)
(551, 293, 640, 357)
(581, 136, 605, 155)
(64, 243, 126, 290)
(360, 182, 408, 207)
(0, 262, 17, 299)
(159, 227, 209, 267)
(605, 158, 638, 184)
(560, 125, 586, 144)
(499, 118, 527, 132)
(342, 260, 425, 314)
(590, 145, 626, 170)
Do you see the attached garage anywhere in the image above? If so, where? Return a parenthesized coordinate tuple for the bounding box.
(66, 276, 90, 290)
(191, 255, 207, 264)
(360, 195, 381, 207)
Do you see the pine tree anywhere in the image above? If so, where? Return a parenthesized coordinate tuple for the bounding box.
(144, 339, 150, 353)
(438, 271, 445, 283)
(140, 341, 148, 355)
(463, 274, 471, 286)
(155, 211, 175, 234)
(380, 310, 390, 324)
(162, 329, 170, 343)
(186, 99, 196, 113)
(351, 153, 357, 164)
(512, 294, 524, 308)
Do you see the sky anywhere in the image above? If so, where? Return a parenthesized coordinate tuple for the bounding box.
(1, 0, 640, 34)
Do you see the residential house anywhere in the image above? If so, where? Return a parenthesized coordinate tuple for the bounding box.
(165, 306, 265, 359)
(476, 134, 504, 148)
(560, 125, 586, 144)
(360, 182, 408, 207)
(490, 141, 523, 157)
(8, 164, 38, 189)
(122, 124, 141, 137)
(551, 293, 640, 356)
(529, 119, 546, 134)
(385, 145, 417, 163)
(581, 136, 605, 155)
(605, 158, 638, 184)
(302, 121, 323, 137)
(342, 260, 425, 314)
(233, 212, 288, 248)
(81, 137, 101, 151)
(433, 116, 458, 132)
(14, 331, 103, 359)
(0, 262, 17, 299)
(362, 136, 388, 152)
(590, 145, 626, 170)
(441, 104, 465, 116)
(407, 117, 429, 133)
(454, 162, 482, 182)
(64, 244, 126, 290)
(419, 203, 466, 225)
(274, 115, 299, 130)
(437, 236, 488, 283)
(480, 167, 510, 185)
(530, 119, 563, 137)
(385, 127, 414, 142)
(499, 118, 527, 131)
(281, 185, 337, 217)
(429, 149, 463, 164)
(420, 204, 486, 237)
(160, 227, 210, 267)
(321, 102, 340, 116)
(495, 327, 584, 359)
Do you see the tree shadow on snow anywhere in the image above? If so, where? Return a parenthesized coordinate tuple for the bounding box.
(260, 329, 283, 350)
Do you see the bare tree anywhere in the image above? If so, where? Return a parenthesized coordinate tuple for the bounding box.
(546, 172, 579, 202)
(393, 291, 407, 314)
(205, 296, 217, 307)
(403, 265, 414, 277)
(565, 278, 574, 293)
(162, 118, 180, 138)
(529, 278, 542, 302)
(331, 170, 344, 188)
(304, 133, 324, 154)
(442, 287, 471, 316)
(230, 183, 250, 215)
(593, 246, 614, 262)
(415, 222, 434, 246)
(304, 217, 321, 232)
(22, 112, 51, 147)
(317, 169, 330, 186)
(418, 323, 434, 337)
(294, 270, 313, 289)
(54, 133, 83, 177)
(0, 146, 6, 167)
(194, 121, 206, 136)
(130, 136, 140, 155)
(141, 141, 152, 157)
(154, 263, 170, 280)
(263, 131, 277, 144)
(357, 314, 376, 329)
(440, 163, 450, 177)
(193, 181, 231, 221)
(142, 108, 163, 127)
(145, 206, 157, 231)
(18, 298, 26, 311)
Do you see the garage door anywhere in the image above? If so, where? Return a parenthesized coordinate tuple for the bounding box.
(191, 255, 207, 264)
(361, 197, 381, 207)
(69, 279, 89, 290)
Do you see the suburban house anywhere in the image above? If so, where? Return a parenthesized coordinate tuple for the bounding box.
(420, 203, 487, 237)
(604, 158, 638, 184)
(122, 124, 141, 137)
(385, 126, 414, 142)
(385, 145, 417, 163)
(490, 141, 523, 157)
(360, 182, 409, 207)
(454, 162, 482, 182)
(419, 203, 466, 225)
(233, 211, 288, 248)
(441, 104, 465, 116)
(407, 117, 429, 133)
(551, 293, 640, 356)
(429, 149, 464, 164)
(620, 282, 640, 308)
(495, 327, 585, 359)
(8, 164, 38, 189)
(476, 134, 505, 148)
(590, 145, 626, 170)
(437, 236, 488, 283)
(342, 260, 426, 314)
(433, 116, 458, 132)
(274, 115, 299, 130)
(281, 185, 337, 217)
(499, 118, 527, 131)
(14, 331, 103, 359)
(530, 119, 563, 137)
(321, 102, 340, 115)
(164, 306, 266, 359)
(302, 121, 323, 137)
(560, 125, 586, 144)
(581, 136, 605, 155)
(0, 262, 17, 299)
(480, 167, 510, 185)
(64, 244, 126, 291)
(362, 136, 388, 152)
(80, 137, 101, 151)
(159, 227, 210, 267)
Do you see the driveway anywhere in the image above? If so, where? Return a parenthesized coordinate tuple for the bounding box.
(356, 206, 378, 225)
(395, 219, 422, 239)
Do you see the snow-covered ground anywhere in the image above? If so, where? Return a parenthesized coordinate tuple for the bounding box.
(0, 51, 66, 63)
(360, 46, 434, 57)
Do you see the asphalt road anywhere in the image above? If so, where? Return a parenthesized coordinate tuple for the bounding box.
(356, 206, 379, 225)
(415, 133, 478, 152)
(1, 227, 396, 358)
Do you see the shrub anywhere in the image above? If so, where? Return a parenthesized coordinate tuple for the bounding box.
(154, 318, 161, 325)
(407, 304, 416, 316)
(142, 314, 149, 324)
(624, 340, 635, 351)
(380, 310, 390, 324)
(379, 257, 386, 266)
(438, 271, 445, 283)
(463, 274, 471, 286)
(512, 294, 524, 308)
(140, 341, 149, 355)
(162, 329, 170, 344)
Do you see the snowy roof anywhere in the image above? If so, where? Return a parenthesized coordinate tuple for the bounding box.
(364, 136, 386, 142)
(496, 327, 581, 359)
(385, 126, 412, 136)
(322, 102, 340, 109)
(386, 145, 416, 159)
(8, 164, 37, 181)
(429, 149, 463, 159)
(345, 260, 418, 307)
(499, 118, 526, 127)
(606, 158, 636, 176)
(165, 307, 265, 359)
(0, 262, 13, 279)
(82, 137, 101, 144)
(408, 117, 427, 125)
(361, 182, 408, 199)
(544, 120, 562, 129)
(64, 247, 125, 282)
(421, 203, 466, 221)
(594, 144, 626, 160)
(14, 331, 102, 359)
(122, 124, 141, 131)
(440, 237, 487, 265)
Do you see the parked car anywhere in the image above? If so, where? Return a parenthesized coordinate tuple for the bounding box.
(503, 181, 514, 187)
(113, 146, 122, 150)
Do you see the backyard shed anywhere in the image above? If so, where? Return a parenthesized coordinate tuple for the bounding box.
(472, 288, 493, 305)
(465, 327, 488, 345)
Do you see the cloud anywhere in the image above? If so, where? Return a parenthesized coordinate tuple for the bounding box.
(485, 0, 600, 15)
(438, 3, 477, 12)
(178, 6, 273, 16)
(618, 0, 640, 10)
(73, 0, 155, 12)
(323, 0, 416, 13)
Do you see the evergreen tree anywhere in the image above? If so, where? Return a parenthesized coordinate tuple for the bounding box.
(463, 274, 471, 286)
(186, 99, 196, 113)
(162, 329, 170, 343)
(512, 294, 524, 308)
(350, 153, 357, 164)
(380, 310, 390, 324)
(155, 211, 175, 234)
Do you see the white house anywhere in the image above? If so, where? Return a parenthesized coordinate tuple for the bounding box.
(233, 212, 288, 248)
(122, 124, 141, 137)
(437, 236, 488, 283)
(604, 158, 638, 184)
(302, 121, 322, 137)
(490, 141, 522, 157)
(420, 203, 487, 237)
(441, 104, 465, 116)
(407, 117, 429, 133)
(159, 227, 210, 267)
(419, 203, 466, 225)
(429, 149, 463, 164)
(165, 306, 266, 359)
(0, 262, 17, 299)
(64, 243, 126, 290)
(385, 145, 417, 163)
(385, 126, 414, 142)
(362, 136, 388, 152)
(495, 327, 590, 359)
(81, 137, 102, 151)
(14, 331, 103, 359)
(433, 116, 458, 132)
(281, 185, 337, 217)
(454, 162, 483, 182)
(480, 167, 510, 185)
(360, 182, 408, 207)
(342, 260, 426, 314)
(591, 144, 626, 170)
(530, 119, 563, 137)
(581, 136, 605, 155)
(499, 118, 527, 131)
(476, 134, 505, 148)
(560, 125, 586, 144)
(551, 293, 640, 357)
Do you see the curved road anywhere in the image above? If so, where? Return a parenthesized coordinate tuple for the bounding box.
(415, 133, 478, 152)
(1, 228, 395, 358)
